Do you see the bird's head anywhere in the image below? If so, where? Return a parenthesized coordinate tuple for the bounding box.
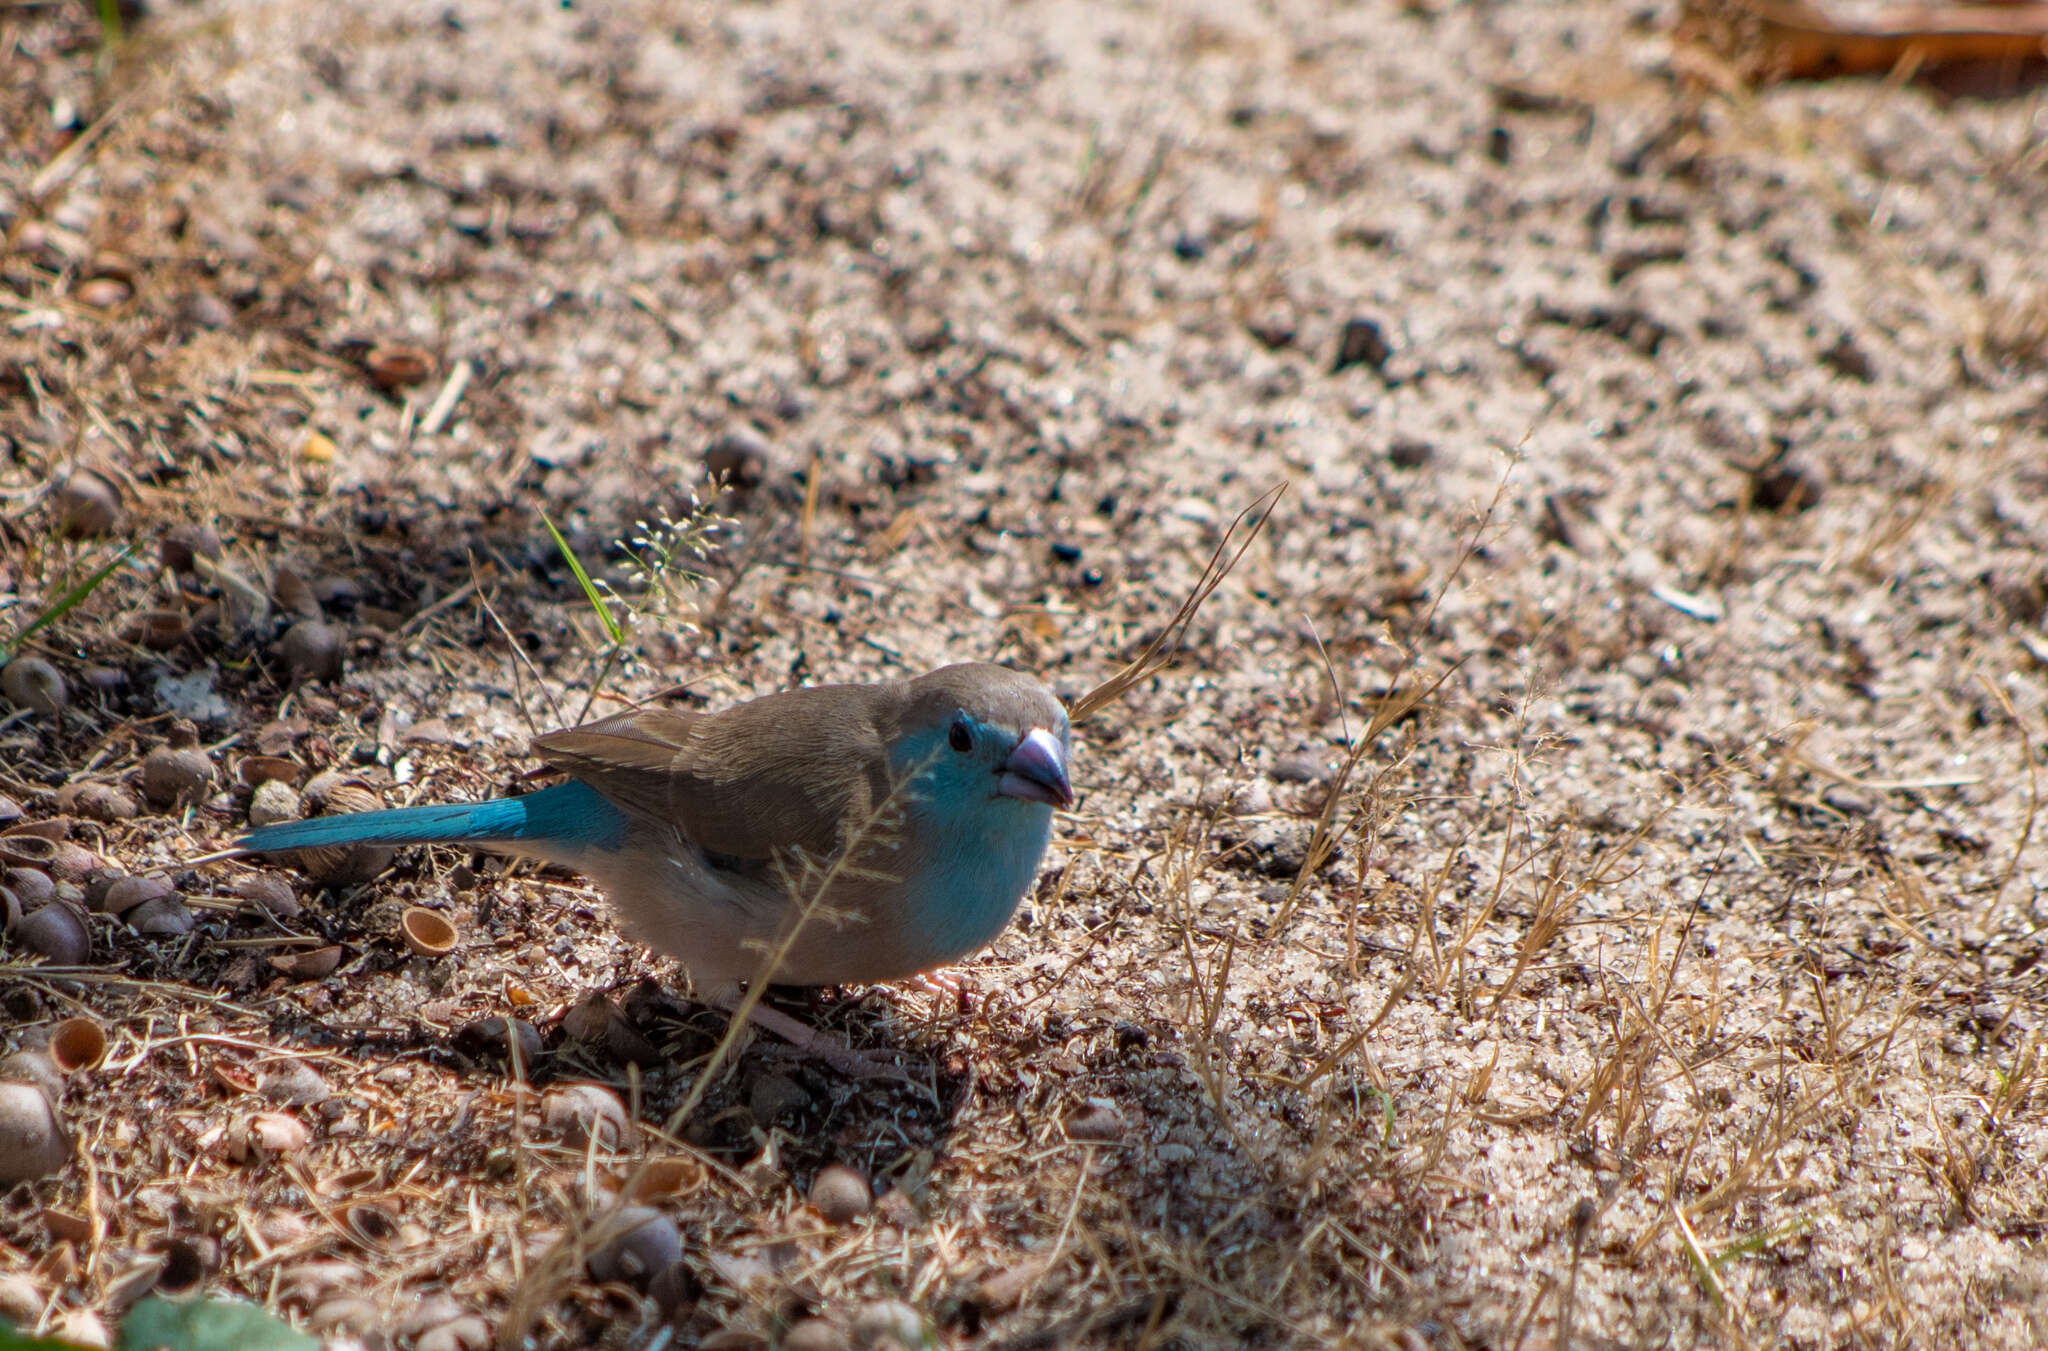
(894, 664, 1074, 811)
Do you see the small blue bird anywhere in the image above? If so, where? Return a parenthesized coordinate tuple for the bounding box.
(236, 663, 1073, 1069)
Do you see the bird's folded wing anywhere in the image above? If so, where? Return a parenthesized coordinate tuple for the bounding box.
(531, 697, 889, 861)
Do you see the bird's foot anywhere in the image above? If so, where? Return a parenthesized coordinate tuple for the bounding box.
(719, 993, 918, 1082)
(902, 968, 974, 1013)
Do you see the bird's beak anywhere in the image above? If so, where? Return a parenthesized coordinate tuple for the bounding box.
(998, 727, 1073, 808)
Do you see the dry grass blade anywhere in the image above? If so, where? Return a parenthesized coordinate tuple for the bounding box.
(1066, 483, 1283, 724)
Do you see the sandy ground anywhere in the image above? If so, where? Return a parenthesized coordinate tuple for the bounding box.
(4, 0, 2048, 1347)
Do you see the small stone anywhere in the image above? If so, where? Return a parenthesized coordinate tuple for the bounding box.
(227, 1111, 310, 1161)
(1063, 1102, 1127, 1143)
(248, 779, 302, 827)
(257, 1061, 331, 1107)
(748, 1070, 809, 1123)
(1750, 457, 1824, 513)
(1270, 750, 1331, 784)
(2, 657, 68, 715)
(809, 1164, 872, 1224)
(1332, 316, 1392, 373)
(179, 291, 234, 330)
(585, 1206, 682, 1287)
(453, 1016, 542, 1070)
(1387, 438, 1434, 469)
(704, 427, 770, 488)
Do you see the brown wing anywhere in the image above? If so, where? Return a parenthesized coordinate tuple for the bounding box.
(531, 683, 899, 860)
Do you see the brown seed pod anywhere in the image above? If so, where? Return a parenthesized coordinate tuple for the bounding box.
(452, 1016, 542, 1069)
(270, 945, 343, 979)
(236, 756, 303, 789)
(584, 1206, 682, 1288)
(229, 873, 299, 918)
(364, 343, 434, 391)
(73, 276, 131, 308)
(6, 868, 55, 908)
(56, 781, 139, 823)
(277, 620, 347, 684)
(399, 907, 457, 958)
(158, 524, 223, 574)
(0, 1079, 71, 1184)
(48, 1017, 106, 1074)
(271, 566, 322, 619)
(53, 470, 120, 537)
(141, 737, 216, 810)
(629, 1156, 707, 1202)
(226, 1111, 310, 1161)
(1, 657, 68, 716)
(120, 609, 193, 652)
(97, 874, 173, 916)
(13, 903, 90, 964)
(1, 885, 18, 933)
(543, 1083, 629, 1150)
(5, 816, 71, 841)
(808, 1164, 873, 1224)
(129, 894, 196, 936)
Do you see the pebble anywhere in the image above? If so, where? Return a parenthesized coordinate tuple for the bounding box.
(1332, 316, 1392, 373)
(249, 779, 303, 826)
(748, 1070, 809, 1124)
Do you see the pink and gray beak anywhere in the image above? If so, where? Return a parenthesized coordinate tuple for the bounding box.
(998, 727, 1073, 808)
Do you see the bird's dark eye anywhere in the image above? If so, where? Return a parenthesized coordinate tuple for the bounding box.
(948, 715, 973, 753)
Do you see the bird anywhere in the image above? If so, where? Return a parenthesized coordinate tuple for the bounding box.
(233, 663, 1074, 1072)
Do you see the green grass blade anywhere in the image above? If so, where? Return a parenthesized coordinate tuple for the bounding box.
(540, 509, 623, 646)
(3, 543, 135, 660)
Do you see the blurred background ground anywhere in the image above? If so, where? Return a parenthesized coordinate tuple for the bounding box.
(4, 0, 2048, 1347)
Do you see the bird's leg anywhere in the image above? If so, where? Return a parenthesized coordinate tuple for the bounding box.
(709, 986, 915, 1082)
(901, 968, 974, 1013)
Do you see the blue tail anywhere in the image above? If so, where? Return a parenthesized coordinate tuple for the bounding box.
(240, 781, 627, 854)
